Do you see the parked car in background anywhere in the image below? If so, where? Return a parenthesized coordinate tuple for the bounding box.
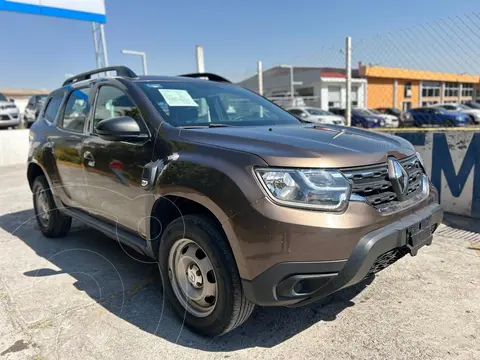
(287, 107, 345, 125)
(376, 107, 413, 127)
(0, 92, 20, 129)
(464, 101, 480, 110)
(268, 92, 306, 108)
(27, 66, 442, 337)
(330, 108, 386, 128)
(408, 107, 470, 127)
(431, 103, 480, 124)
(366, 109, 399, 128)
(24, 94, 48, 128)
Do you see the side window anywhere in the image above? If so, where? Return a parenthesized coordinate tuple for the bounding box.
(93, 86, 142, 132)
(44, 94, 64, 123)
(60, 88, 90, 133)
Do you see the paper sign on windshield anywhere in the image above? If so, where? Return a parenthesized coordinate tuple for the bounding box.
(158, 89, 198, 107)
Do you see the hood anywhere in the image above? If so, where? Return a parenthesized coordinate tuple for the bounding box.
(179, 124, 415, 168)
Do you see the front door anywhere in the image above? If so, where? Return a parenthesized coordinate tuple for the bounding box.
(82, 84, 154, 237)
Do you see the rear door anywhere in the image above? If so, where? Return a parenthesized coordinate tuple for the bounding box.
(50, 87, 92, 208)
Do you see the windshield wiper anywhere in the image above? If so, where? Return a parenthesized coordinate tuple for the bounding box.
(180, 123, 234, 129)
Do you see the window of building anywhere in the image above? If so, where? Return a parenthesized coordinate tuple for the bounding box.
(404, 82, 412, 98)
(402, 101, 412, 111)
(421, 81, 441, 98)
(60, 88, 90, 133)
(444, 82, 459, 97)
(461, 83, 474, 97)
(422, 100, 439, 107)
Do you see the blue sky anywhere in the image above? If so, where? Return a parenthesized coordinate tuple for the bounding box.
(0, 0, 479, 89)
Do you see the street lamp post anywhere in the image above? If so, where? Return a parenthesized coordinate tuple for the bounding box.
(121, 49, 148, 75)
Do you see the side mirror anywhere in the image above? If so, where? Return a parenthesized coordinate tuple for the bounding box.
(8, 98, 15, 103)
(95, 116, 147, 142)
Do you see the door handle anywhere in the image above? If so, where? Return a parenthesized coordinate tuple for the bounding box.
(83, 151, 95, 167)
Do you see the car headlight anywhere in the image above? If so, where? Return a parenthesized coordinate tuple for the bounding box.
(456, 115, 465, 121)
(366, 117, 378, 123)
(255, 168, 352, 212)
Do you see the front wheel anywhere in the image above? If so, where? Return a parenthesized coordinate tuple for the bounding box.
(159, 215, 255, 336)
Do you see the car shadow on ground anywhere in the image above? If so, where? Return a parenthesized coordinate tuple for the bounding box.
(0, 209, 374, 351)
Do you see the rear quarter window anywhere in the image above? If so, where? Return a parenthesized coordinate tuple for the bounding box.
(44, 94, 64, 123)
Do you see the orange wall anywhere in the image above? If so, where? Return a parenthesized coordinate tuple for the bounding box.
(367, 78, 393, 109)
(360, 65, 480, 83)
(368, 78, 423, 109)
(395, 80, 420, 108)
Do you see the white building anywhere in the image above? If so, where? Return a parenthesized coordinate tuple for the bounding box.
(0, 88, 50, 115)
(237, 66, 367, 110)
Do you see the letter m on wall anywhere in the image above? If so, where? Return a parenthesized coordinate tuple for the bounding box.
(431, 133, 480, 217)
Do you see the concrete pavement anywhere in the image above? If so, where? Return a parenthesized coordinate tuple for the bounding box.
(0, 164, 479, 360)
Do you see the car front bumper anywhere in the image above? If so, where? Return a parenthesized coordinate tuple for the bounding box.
(0, 117, 20, 128)
(241, 202, 443, 307)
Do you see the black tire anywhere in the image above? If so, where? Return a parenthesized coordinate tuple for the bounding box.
(159, 215, 255, 337)
(443, 119, 454, 127)
(32, 175, 72, 238)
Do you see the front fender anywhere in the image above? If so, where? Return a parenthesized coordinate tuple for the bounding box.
(153, 145, 268, 279)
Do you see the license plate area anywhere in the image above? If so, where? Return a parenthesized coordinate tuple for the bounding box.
(406, 216, 433, 256)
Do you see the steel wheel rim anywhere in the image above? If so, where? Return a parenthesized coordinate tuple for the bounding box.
(168, 238, 218, 318)
(35, 189, 50, 227)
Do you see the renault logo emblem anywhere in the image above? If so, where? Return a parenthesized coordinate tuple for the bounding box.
(387, 157, 409, 200)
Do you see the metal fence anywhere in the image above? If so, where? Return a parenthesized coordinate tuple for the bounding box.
(245, 12, 480, 129)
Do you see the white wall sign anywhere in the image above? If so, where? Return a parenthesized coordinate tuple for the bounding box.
(0, 0, 106, 23)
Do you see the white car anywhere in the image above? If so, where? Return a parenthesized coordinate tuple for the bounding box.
(366, 109, 399, 128)
(434, 104, 480, 124)
(287, 107, 345, 125)
(0, 93, 20, 129)
(268, 92, 306, 108)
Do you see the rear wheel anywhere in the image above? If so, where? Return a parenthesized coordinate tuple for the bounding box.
(32, 176, 72, 238)
(159, 215, 254, 336)
(443, 119, 454, 127)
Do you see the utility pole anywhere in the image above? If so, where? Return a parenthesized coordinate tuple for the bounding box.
(196, 45, 205, 73)
(345, 36, 352, 126)
(257, 61, 263, 95)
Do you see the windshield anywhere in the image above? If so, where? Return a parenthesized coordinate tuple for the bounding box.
(306, 108, 332, 116)
(368, 109, 381, 114)
(136, 81, 301, 127)
(0, 93, 7, 102)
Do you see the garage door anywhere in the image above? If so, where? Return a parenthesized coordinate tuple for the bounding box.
(328, 86, 341, 108)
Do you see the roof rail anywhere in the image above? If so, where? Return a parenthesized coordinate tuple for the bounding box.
(179, 72, 232, 83)
(63, 66, 137, 86)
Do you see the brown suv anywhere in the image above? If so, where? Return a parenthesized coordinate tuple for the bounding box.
(27, 67, 443, 337)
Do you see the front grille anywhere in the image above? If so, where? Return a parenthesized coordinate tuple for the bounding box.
(0, 115, 9, 120)
(365, 247, 409, 278)
(342, 155, 424, 210)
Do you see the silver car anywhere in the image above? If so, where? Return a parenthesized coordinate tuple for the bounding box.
(0, 93, 20, 129)
(287, 107, 345, 125)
